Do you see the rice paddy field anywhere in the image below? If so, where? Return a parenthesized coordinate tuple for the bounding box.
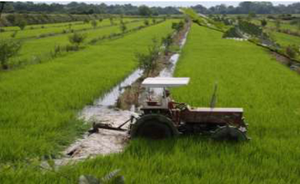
(9, 20, 147, 66)
(1, 15, 300, 184)
(0, 17, 135, 40)
(270, 31, 300, 47)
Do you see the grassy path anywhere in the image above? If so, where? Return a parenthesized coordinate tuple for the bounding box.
(0, 20, 175, 164)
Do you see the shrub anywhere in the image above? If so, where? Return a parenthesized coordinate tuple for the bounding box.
(0, 40, 22, 70)
(120, 22, 127, 33)
(65, 44, 79, 52)
(10, 30, 18, 38)
(83, 19, 89, 24)
(275, 19, 281, 30)
(109, 17, 114, 25)
(99, 18, 103, 22)
(286, 45, 298, 59)
(261, 19, 267, 27)
(152, 18, 156, 24)
(91, 20, 97, 29)
(0, 28, 5, 32)
(144, 19, 149, 26)
(6, 14, 16, 24)
(162, 34, 173, 54)
(171, 21, 184, 32)
(135, 38, 160, 75)
(51, 45, 62, 58)
(15, 16, 27, 30)
(68, 32, 86, 47)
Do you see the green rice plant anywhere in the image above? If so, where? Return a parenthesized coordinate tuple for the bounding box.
(8, 21, 147, 68)
(270, 31, 300, 47)
(0, 20, 175, 165)
(0, 18, 137, 40)
(3, 21, 300, 184)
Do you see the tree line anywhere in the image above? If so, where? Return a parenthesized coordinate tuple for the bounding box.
(1, 1, 300, 15)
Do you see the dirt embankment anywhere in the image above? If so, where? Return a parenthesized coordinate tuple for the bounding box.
(117, 21, 191, 110)
(271, 52, 300, 74)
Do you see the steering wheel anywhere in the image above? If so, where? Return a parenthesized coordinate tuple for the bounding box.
(174, 102, 187, 110)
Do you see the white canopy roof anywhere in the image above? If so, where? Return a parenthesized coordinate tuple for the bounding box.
(141, 77, 190, 88)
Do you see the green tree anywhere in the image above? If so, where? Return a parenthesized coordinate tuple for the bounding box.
(152, 18, 156, 24)
(248, 12, 256, 19)
(68, 33, 86, 47)
(91, 20, 97, 29)
(15, 16, 27, 30)
(0, 40, 21, 70)
(120, 22, 127, 33)
(139, 5, 152, 16)
(109, 17, 114, 25)
(0, 2, 5, 18)
(275, 19, 281, 30)
(144, 19, 149, 26)
(136, 38, 159, 75)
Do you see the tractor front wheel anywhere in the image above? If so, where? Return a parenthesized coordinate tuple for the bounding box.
(212, 126, 248, 141)
(130, 114, 179, 139)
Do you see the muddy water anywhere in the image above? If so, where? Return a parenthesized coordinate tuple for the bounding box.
(57, 28, 190, 165)
(52, 69, 144, 166)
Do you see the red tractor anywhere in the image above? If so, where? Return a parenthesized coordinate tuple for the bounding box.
(93, 77, 249, 141)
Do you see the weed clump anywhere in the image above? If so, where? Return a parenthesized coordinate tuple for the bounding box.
(0, 40, 22, 70)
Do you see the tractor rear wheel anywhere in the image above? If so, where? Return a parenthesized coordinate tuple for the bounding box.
(130, 114, 179, 139)
(212, 126, 248, 141)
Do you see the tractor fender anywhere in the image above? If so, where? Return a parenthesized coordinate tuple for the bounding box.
(130, 114, 179, 139)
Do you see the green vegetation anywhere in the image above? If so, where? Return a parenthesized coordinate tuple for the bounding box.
(270, 31, 300, 47)
(0, 18, 136, 40)
(1, 3, 300, 183)
(0, 20, 174, 166)
(4, 20, 148, 68)
(172, 24, 300, 183)
(2, 21, 299, 184)
(0, 40, 21, 69)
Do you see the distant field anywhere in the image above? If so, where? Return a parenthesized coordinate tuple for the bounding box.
(252, 18, 300, 32)
(270, 31, 300, 47)
(2, 21, 85, 32)
(10, 20, 147, 66)
(0, 18, 135, 40)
